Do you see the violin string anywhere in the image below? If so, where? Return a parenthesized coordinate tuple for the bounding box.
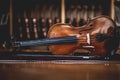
(62, 38, 97, 43)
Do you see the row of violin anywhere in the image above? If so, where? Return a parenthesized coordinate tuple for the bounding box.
(13, 17, 91, 41)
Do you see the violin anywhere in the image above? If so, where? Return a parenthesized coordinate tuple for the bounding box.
(47, 16, 119, 56)
(8, 16, 119, 57)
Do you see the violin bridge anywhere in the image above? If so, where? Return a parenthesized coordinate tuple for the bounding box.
(82, 45, 95, 48)
(86, 33, 90, 44)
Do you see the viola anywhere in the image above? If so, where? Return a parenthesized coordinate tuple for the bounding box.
(10, 16, 119, 57)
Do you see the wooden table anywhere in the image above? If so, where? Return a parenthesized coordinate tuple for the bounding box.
(0, 60, 119, 80)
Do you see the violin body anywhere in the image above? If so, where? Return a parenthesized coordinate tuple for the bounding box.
(48, 16, 119, 56)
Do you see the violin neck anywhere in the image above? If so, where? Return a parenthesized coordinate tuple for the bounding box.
(11, 33, 120, 47)
(13, 36, 78, 47)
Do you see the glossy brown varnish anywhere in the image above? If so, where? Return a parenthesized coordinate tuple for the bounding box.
(48, 16, 118, 56)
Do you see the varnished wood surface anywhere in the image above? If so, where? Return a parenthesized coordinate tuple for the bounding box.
(0, 60, 119, 80)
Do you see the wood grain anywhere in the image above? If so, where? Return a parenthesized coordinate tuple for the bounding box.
(0, 60, 119, 80)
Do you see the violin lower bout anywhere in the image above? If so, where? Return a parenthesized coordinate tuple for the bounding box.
(48, 40, 108, 56)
